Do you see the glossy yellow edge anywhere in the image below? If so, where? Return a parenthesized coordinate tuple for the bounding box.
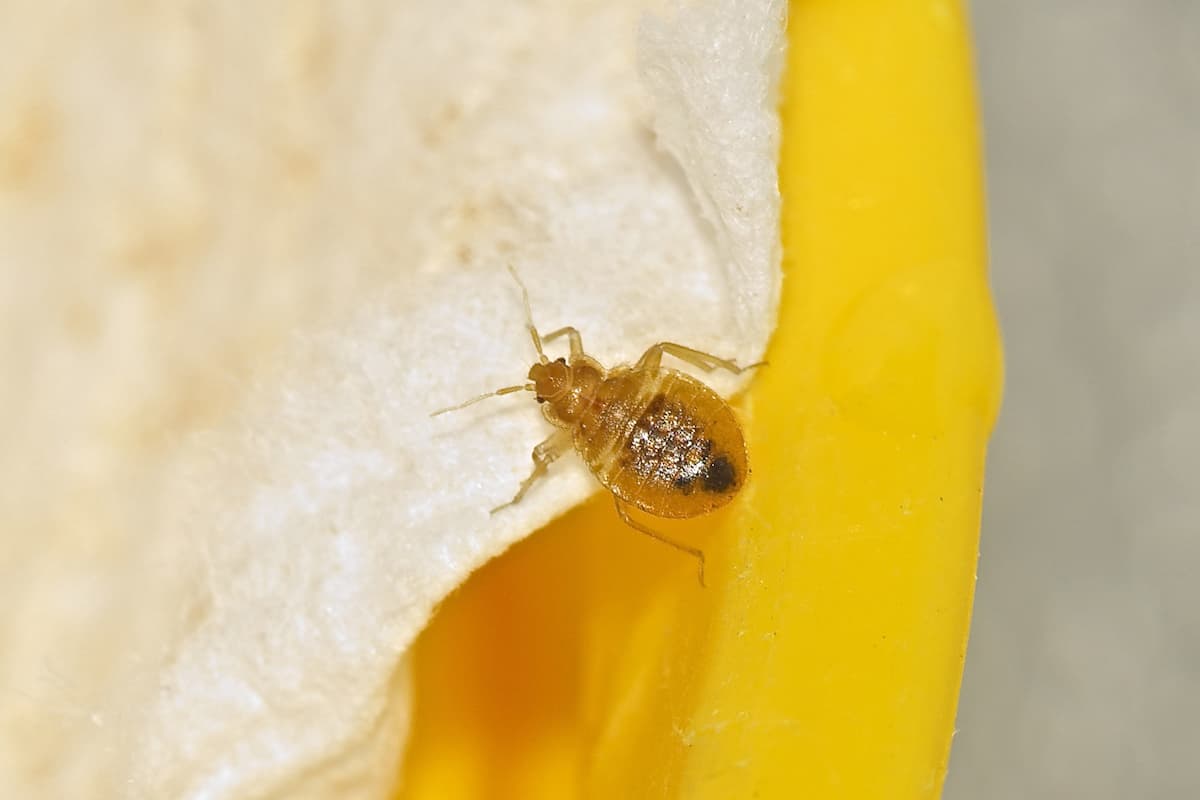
(400, 1, 1003, 797)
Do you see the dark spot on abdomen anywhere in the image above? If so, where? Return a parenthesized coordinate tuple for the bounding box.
(672, 472, 696, 493)
(702, 455, 736, 493)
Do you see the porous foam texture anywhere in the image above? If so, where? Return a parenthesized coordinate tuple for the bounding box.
(0, 1, 785, 796)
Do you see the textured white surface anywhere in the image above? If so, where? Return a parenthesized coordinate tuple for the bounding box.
(0, 1, 785, 797)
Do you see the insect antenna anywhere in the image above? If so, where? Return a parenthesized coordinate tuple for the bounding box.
(507, 263, 548, 364)
(430, 383, 535, 417)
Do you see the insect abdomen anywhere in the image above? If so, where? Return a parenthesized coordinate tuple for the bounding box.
(576, 368, 747, 519)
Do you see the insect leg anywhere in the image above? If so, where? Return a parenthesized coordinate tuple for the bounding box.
(540, 326, 584, 359)
(636, 342, 764, 376)
(492, 430, 573, 512)
(613, 498, 707, 587)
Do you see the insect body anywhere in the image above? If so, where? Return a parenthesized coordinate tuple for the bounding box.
(434, 267, 757, 585)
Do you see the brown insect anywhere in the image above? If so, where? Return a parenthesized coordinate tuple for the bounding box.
(433, 267, 758, 585)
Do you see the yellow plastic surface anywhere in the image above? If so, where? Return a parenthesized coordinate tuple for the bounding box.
(400, 1, 1002, 797)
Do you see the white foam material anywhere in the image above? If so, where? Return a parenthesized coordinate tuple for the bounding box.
(0, 1, 785, 797)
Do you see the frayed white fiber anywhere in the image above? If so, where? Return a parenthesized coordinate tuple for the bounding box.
(0, 1, 785, 797)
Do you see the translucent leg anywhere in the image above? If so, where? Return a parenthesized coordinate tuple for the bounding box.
(614, 497, 707, 587)
(635, 341, 764, 375)
(492, 430, 573, 512)
(541, 326, 584, 359)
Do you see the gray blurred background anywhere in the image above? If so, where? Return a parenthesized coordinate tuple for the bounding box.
(947, 3, 1199, 798)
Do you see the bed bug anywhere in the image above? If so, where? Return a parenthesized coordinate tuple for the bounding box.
(433, 266, 758, 585)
